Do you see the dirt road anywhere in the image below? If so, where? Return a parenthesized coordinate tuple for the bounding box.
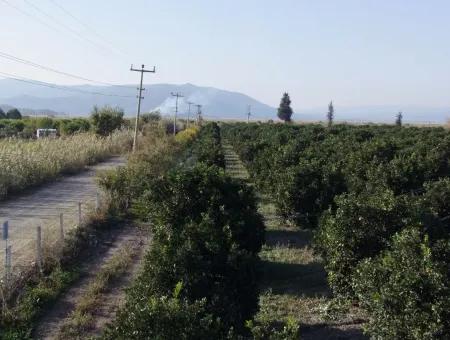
(0, 156, 125, 272)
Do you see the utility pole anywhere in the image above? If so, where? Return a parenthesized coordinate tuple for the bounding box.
(171, 92, 184, 136)
(187, 101, 194, 128)
(247, 105, 251, 123)
(195, 104, 202, 125)
(130, 64, 155, 152)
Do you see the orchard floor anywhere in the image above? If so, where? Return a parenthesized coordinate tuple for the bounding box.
(223, 142, 367, 340)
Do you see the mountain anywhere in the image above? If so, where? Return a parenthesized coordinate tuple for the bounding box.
(0, 79, 448, 123)
(0, 79, 275, 119)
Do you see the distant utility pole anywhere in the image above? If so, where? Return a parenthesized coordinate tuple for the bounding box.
(247, 105, 251, 123)
(130, 64, 156, 152)
(195, 104, 202, 125)
(187, 101, 194, 128)
(171, 92, 184, 136)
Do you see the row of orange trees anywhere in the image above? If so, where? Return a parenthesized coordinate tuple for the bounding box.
(101, 123, 268, 338)
(222, 122, 450, 339)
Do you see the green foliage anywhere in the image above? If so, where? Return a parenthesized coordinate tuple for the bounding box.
(131, 164, 264, 330)
(59, 118, 91, 135)
(90, 105, 124, 136)
(222, 122, 450, 339)
(327, 101, 334, 127)
(103, 124, 265, 337)
(277, 92, 293, 122)
(6, 108, 21, 119)
(0, 108, 6, 119)
(35, 117, 57, 129)
(135, 164, 264, 254)
(140, 111, 161, 124)
(247, 318, 300, 340)
(352, 227, 450, 339)
(103, 294, 226, 340)
(396, 111, 403, 126)
(315, 189, 411, 297)
(192, 122, 225, 168)
(0, 268, 78, 339)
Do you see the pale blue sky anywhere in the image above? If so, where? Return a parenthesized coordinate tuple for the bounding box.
(1, 0, 450, 109)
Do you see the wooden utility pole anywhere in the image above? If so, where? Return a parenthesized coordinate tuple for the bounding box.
(171, 92, 184, 136)
(187, 101, 194, 128)
(195, 104, 202, 125)
(130, 64, 156, 152)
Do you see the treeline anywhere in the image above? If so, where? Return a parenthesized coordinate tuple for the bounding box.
(0, 106, 159, 138)
(100, 123, 278, 338)
(222, 122, 450, 339)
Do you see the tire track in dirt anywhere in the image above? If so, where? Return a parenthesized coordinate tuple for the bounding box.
(33, 225, 149, 340)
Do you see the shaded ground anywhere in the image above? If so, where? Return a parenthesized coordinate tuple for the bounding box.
(0, 157, 125, 273)
(223, 141, 367, 340)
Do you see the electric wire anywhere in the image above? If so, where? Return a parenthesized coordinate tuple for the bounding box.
(0, 50, 135, 89)
(0, 71, 136, 98)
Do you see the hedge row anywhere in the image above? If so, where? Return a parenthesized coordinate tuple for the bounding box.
(102, 123, 266, 338)
(222, 122, 450, 339)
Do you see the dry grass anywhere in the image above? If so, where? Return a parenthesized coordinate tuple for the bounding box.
(0, 130, 132, 199)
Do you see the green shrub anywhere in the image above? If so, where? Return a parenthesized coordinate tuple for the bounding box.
(314, 188, 412, 297)
(90, 105, 124, 136)
(6, 108, 21, 119)
(59, 118, 91, 135)
(103, 293, 226, 340)
(352, 227, 450, 339)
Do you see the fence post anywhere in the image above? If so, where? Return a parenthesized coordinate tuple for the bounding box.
(36, 226, 42, 273)
(5, 245, 11, 284)
(59, 213, 64, 244)
(95, 191, 100, 212)
(78, 202, 82, 226)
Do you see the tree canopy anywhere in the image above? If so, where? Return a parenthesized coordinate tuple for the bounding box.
(6, 108, 22, 119)
(277, 92, 293, 122)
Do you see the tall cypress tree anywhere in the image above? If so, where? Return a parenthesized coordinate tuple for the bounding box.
(395, 111, 403, 127)
(277, 92, 293, 122)
(327, 101, 334, 127)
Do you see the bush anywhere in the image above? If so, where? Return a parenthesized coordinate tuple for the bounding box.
(6, 108, 22, 119)
(314, 188, 412, 297)
(131, 164, 264, 330)
(90, 105, 124, 136)
(352, 227, 450, 339)
(59, 118, 91, 135)
(103, 292, 226, 340)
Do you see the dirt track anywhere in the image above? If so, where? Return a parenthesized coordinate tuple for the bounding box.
(0, 156, 125, 272)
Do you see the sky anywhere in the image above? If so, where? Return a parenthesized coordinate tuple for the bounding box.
(1, 0, 450, 110)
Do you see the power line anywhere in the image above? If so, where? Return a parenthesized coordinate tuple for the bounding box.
(48, 0, 131, 60)
(0, 50, 134, 89)
(22, 0, 113, 56)
(0, 70, 135, 98)
(1, 0, 62, 33)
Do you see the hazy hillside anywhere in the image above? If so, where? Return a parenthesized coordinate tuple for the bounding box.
(0, 80, 276, 119)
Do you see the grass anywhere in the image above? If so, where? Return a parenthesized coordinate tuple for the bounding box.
(58, 244, 137, 339)
(0, 208, 120, 340)
(0, 130, 132, 200)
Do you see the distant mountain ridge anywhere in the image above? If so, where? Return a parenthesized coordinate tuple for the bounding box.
(0, 80, 275, 119)
(0, 79, 448, 122)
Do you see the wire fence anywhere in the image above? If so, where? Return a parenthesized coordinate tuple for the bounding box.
(0, 191, 102, 304)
